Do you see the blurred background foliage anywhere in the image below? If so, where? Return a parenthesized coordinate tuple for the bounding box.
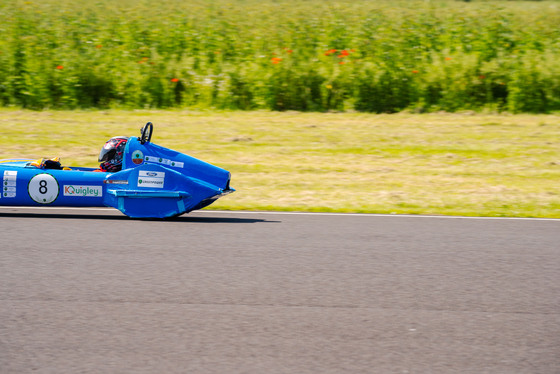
(1, 0, 559, 112)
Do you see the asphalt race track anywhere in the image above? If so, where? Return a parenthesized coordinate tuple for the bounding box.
(1, 207, 559, 374)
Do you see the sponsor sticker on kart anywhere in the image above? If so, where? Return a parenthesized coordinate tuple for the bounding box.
(132, 150, 144, 165)
(104, 179, 128, 185)
(169, 160, 184, 168)
(3, 170, 17, 198)
(144, 155, 184, 168)
(137, 170, 165, 188)
(63, 185, 102, 197)
(4, 170, 17, 179)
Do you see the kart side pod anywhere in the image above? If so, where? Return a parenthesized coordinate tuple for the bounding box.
(103, 163, 229, 219)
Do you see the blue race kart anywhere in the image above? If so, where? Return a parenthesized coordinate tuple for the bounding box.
(0, 122, 234, 218)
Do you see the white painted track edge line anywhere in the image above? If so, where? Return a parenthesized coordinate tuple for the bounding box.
(201, 210, 560, 221)
(0, 206, 559, 221)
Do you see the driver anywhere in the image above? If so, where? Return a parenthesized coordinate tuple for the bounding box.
(97, 136, 129, 172)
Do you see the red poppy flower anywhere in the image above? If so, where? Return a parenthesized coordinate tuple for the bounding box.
(271, 57, 282, 64)
(56, 65, 64, 70)
(339, 50, 350, 57)
(412, 70, 419, 74)
(170, 78, 179, 83)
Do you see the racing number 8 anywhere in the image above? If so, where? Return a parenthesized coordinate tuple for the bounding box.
(39, 180, 48, 194)
(28, 173, 59, 204)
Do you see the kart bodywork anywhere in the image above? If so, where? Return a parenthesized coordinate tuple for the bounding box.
(0, 123, 234, 218)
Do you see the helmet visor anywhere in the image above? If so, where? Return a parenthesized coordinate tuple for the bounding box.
(98, 147, 116, 162)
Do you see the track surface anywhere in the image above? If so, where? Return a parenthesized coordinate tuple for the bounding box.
(1, 207, 559, 373)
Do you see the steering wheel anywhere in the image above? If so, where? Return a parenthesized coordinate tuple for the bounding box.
(139, 122, 153, 144)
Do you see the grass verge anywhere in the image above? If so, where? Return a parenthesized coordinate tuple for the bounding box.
(1, 109, 559, 218)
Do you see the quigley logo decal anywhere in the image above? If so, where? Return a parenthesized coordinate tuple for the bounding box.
(132, 150, 144, 165)
(63, 185, 102, 197)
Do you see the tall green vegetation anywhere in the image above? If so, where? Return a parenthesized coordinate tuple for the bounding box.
(1, 0, 559, 112)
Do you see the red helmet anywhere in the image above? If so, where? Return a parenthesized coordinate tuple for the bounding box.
(98, 136, 128, 171)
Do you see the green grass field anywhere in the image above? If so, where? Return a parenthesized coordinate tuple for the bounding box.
(2, 1, 559, 217)
(1, 0, 560, 112)
(1, 109, 559, 218)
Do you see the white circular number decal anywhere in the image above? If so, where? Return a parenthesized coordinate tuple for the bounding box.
(28, 174, 59, 204)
